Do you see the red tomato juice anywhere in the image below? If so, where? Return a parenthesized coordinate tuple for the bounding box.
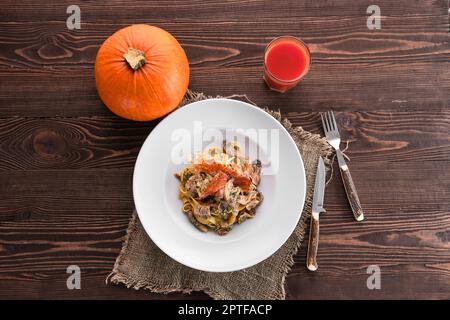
(264, 37, 310, 92)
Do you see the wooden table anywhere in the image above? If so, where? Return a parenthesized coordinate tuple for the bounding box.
(0, 0, 449, 299)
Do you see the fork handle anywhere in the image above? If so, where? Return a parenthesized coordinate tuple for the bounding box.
(338, 161, 364, 222)
(306, 214, 319, 271)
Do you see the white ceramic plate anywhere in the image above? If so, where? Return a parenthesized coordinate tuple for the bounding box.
(133, 98, 306, 272)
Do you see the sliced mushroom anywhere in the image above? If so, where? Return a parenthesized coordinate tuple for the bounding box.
(193, 203, 211, 219)
(217, 228, 230, 236)
(186, 211, 208, 233)
(238, 212, 254, 224)
(249, 159, 262, 185)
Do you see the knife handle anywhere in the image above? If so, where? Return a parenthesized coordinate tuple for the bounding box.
(339, 165, 364, 222)
(306, 215, 319, 271)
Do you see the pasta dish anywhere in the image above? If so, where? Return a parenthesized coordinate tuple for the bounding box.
(175, 141, 263, 235)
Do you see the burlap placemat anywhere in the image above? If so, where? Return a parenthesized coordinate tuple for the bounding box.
(107, 91, 333, 299)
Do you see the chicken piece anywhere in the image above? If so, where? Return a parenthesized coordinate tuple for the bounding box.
(223, 180, 234, 202)
(184, 173, 204, 197)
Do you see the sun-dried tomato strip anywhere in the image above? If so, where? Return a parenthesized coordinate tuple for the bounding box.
(199, 171, 228, 199)
(195, 162, 252, 191)
(232, 175, 251, 191)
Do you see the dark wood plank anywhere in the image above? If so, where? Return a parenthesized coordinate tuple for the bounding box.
(290, 110, 450, 163)
(0, 1, 448, 116)
(0, 117, 154, 170)
(0, 160, 448, 299)
(0, 110, 448, 171)
(0, 0, 446, 22)
(0, 277, 209, 300)
(1, 15, 448, 71)
(1, 62, 449, 117)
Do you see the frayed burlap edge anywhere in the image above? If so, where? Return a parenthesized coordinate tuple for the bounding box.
(107, 90, 334, 299)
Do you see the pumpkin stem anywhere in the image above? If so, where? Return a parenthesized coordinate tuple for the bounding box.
(124, 48, 146, 70)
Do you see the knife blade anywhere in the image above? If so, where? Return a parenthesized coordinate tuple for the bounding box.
(312, 157, 326, 216)
(307, 156, 326, 271)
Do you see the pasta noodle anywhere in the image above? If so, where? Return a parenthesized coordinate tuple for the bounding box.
(175, 141, 263, 235)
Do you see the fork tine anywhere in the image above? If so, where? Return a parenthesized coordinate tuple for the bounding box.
(320, 113, 324, 131)
(320, 113, 328, 133)
(324, 111, 329, 130)
(325, 111, 332, 132)
(330, 110, 338, 132)
(325, 111, 333, 131)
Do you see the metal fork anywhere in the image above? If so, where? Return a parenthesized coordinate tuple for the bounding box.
(321, 111, 364, 221)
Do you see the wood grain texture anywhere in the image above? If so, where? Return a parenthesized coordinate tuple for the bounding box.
(0, 111, 448, 171)
(0, 0, 449, 299)
(0, 0, 447, 22)
(0, 0, 449, 116)
(0, 161, 449, 299)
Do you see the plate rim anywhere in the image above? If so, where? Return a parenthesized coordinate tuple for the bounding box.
(133, 98, 306, 272)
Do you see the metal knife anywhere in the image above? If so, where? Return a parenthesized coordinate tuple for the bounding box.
(307, 156, 326, 271)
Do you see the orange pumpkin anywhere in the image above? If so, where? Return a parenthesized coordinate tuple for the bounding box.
(95, 24, 189, 121)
